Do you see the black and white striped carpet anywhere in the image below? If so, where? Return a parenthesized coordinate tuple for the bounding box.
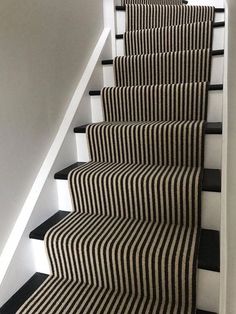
(124, 21, 213, 55)
(18, 2, 213, 314)
(126, 5, 215, 31)
(122, 0, 184, 5)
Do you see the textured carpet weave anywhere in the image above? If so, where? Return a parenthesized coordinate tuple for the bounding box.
(86, 121, 205, 167)
(18, 2, 213, 313)
(19, 213, 200, 313)
(121, 0, 183, 5)
(114, 49, 211, 87)
(102, 82, 208, 122)
(126, 4, 215, 31)
(124, 21, 213, 55)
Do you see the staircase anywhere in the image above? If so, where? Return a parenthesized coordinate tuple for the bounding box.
(0, 1, 225, 313)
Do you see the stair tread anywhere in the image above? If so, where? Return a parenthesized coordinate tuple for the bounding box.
(115, 22, 225, 39)
(115, 5, 224, 13)
(54, 162, 221, 192)
(74, 122, 222, 135)
(29, 211, 69, 240)
(54, 162, 85, 180)
(0, 272, 216, 314)
(102, 50, 224, 65)
(197, 311, 217, 314)
(89, 84, 224, 96)
(0, 273, 48, 314)
(29, 210, 220, 273)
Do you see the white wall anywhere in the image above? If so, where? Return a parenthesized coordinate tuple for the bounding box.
(0, 0, 103, 256)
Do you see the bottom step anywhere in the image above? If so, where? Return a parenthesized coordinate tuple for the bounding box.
(0, 273, 217, 314)
(0, 273, 48, 314)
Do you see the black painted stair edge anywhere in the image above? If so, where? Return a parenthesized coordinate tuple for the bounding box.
(89, 84, 223, 96)
(197, 311, 217, 314)
(54, 162, 86, 180)
(0, 273, 48, 314)
(0, 272, 217, 314)
(29, 211, 69, 240)
(115, 5, 224, 13)
(74, 122, 222, 135)
(29, 210, 220, 272)
(54, 162, 221, 193)
(102, 50, 224, 65)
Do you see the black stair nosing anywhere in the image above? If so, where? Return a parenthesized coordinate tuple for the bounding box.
(202, 169, 221, 192)
(211, 49, 224, 56)
(102, 59, 113, 65)
(197, 311, 217, 314)
(116, 5, 224, 13)
(29, 210, 220, 273)
(213, 21, 225, 28)
(0, 273, 216, 314)
(215, 8, 225, 13)
(54, 162, 221, 193)
(102, 50, 224, 65)
(0, 273, 49, 314)
(205, 122, 222, 134)
(54, 162, 86, 180)
(74, 122, 222, 135)
(199, 229, 220, 272)
(115, 22, 225, 39)
(29, 211, 70, 240)
(208, 84, 223, 91)
(89, 84, 223, 96)
(89, 90, 102, 96)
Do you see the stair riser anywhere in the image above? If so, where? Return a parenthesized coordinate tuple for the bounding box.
(103, 55, 224, 87)
(116, 27, 225, 56)
(116, 10, 225, 34)
(91, 90, 223, 123)
(55, 180, 221, 231)
(75, 133, 222, 169)
(31, 239, 219, 313)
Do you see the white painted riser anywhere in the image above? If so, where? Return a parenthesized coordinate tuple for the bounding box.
(31, 239, 220, 313)
(103, 55, 224, 87)
(116, 27, 225, 56)
(56, 179, 221, 231)
(76, 133, 221, 169)
(116, 10, 225, 35)
(91, 90, 223, 123)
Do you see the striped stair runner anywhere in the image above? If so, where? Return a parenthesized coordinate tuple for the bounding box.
(102, 82, 208, 121)
(114, 49, 211, 86)
(126, 5, 215, 31)
(124, 21, 213, 55)
(17, 3, 215, 314)
(121, 0, 184, 5)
